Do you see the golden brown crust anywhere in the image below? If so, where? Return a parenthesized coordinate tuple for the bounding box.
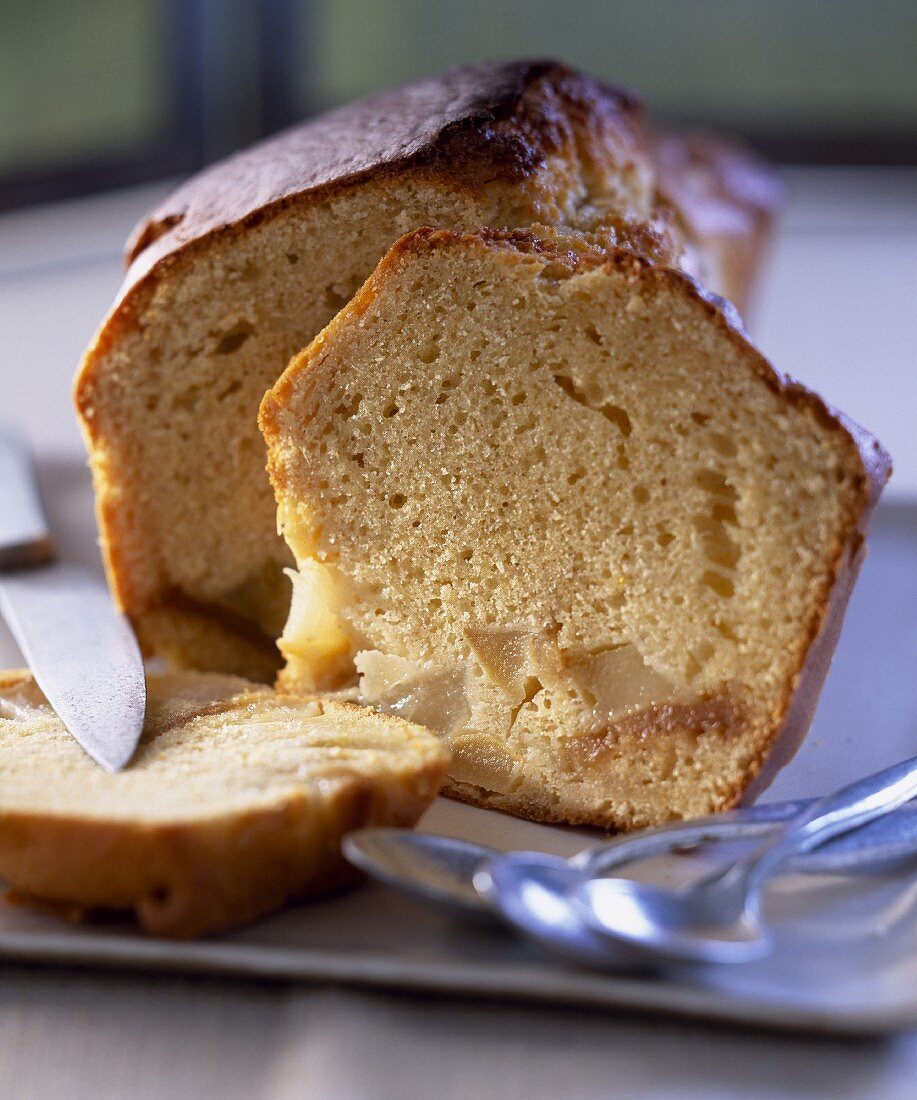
(120, 61, 640, 288)
(0, 770, 436, 938)
(97, 60, 775, 346)
(0, 670, 449, 937)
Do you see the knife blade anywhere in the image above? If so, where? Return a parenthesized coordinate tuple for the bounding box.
(0, 430, 145, 771)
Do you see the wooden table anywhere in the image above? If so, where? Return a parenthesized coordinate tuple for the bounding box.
(0, 171, 915, 1099)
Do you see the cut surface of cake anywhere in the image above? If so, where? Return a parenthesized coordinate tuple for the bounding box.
(0, 669, 449, 936)
(261, 228, 889, 830)
(74, 60, 781, 680)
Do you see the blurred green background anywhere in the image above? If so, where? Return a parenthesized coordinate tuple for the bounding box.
(2, 0, 916, 208)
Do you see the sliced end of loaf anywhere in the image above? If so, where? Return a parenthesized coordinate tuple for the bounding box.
(0, 669, 449, 936)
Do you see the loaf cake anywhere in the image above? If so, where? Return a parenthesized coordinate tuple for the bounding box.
(0, 669, 448, 936)
(260, 227, 890, 830)
(74, 60, 781, 681)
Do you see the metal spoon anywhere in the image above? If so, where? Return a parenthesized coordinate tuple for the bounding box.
(572, 753, 917, 964)
(343, 829, 494, 919)
(474, 852, 640, 969)
(344, 797, 917, 922)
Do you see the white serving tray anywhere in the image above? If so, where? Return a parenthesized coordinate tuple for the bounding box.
(0, 469, 914, 1035)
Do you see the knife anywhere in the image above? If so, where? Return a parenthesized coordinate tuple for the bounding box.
(0, 430, 145, 771)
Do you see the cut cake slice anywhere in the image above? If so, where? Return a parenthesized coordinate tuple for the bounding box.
(261, 228, 889, 830)
(0, 669, 448, 936)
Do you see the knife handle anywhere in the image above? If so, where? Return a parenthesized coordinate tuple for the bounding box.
(0, 428, 55, 570)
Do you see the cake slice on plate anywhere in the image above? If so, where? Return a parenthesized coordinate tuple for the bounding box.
(261, 227, 889, 830)
(0, 669, 448, 936)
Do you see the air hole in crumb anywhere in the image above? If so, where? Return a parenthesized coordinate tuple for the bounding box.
(705, 538, 741, 570)
(692, 411, 711, 426)
(552, 375, 632, 436)
(388, 493, 407, 509)
(215, 323, 255, 355)
(351, 452, 365, 468)
(216, 379, 242, 401)
(539, 262, 573, 281)
(712, 502, 738, 525)
(382, 401, 400, 418)
(584, 323, 603, 345)
(632, 485, 650, 505)
(285, 252, 299, 264)
(324, 286, 351, 311)
(524, 676, 543, 702)
(694, 468, 738, 502)
(335, 392, 362, 418)
(710, 432, 738, 458)
(702, 571, 735, 598)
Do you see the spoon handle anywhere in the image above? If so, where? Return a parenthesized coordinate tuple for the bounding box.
(726, 754, 917, 904)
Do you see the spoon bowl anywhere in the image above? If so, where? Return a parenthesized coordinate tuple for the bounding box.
(473, 853, 639, 969)
(574, 877, 772, 964)
(572, 753, 917, 965)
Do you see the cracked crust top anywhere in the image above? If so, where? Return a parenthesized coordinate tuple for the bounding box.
(123, 61, 641, 291)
